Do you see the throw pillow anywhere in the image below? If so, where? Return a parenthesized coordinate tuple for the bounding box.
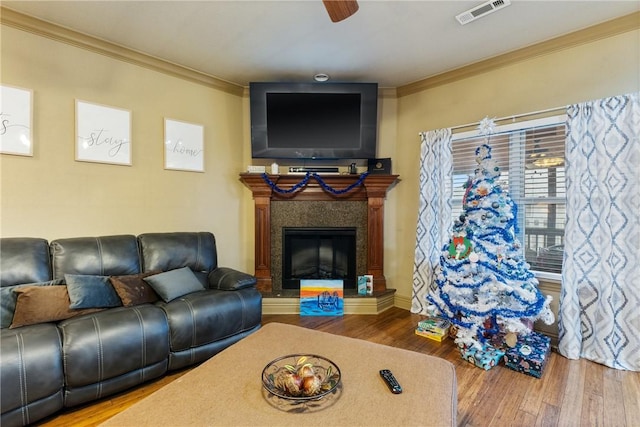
(143, 267, 205, 303)
(65, 274, 122, 309)
(10, 285, 101, 329)
(0, 280, 64, 329)
(110, 271, 160, 307)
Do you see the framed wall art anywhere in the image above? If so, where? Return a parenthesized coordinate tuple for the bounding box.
(75, 99, 131, 165)
(0, 85, 33, 156)
(164, 118, 204, 172)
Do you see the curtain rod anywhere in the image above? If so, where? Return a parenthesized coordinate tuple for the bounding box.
(450, 106, 566, 132)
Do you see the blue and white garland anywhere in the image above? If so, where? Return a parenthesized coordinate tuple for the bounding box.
(426, 118, 555, 349)
(261, 171, 369, 195)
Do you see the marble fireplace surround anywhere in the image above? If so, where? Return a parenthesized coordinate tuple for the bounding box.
(273, 201, 366, 291)
(240, 173, 399, 295)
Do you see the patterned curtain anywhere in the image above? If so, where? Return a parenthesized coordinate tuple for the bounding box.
(559, 92, 640, 371)
(412, 129, 452, 314)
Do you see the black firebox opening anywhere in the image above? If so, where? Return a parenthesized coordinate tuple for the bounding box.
(282, 227, 357, 290)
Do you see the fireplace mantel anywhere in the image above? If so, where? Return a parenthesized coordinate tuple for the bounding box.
(240, 173, 399, 294)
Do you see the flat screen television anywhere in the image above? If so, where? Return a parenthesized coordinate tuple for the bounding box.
(249, 82, 378, 160)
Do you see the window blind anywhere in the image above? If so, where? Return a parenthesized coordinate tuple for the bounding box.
(450, 115, 566, 274)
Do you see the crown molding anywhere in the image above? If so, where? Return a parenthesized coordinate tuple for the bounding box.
(3, 7, 637, 99)
(397, 11, 640, 98)
(0, 7, 244, 97)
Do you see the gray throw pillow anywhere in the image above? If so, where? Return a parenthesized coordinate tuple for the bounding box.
(0, 279, 63, 328)
(143, 267, 205, 302)
(65, 274, 122, 309)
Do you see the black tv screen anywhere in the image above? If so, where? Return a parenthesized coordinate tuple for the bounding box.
(250, 82, 378, 160)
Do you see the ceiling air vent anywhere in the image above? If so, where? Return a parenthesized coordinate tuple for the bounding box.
(455, 0, 512, 25)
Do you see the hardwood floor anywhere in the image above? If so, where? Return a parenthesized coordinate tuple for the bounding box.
(36, 307, 640, 426)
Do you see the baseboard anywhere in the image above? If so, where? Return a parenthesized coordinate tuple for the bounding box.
(393, 293, 412, 311)
(262, 292, 395, 315)
(261, 297, 300, 315)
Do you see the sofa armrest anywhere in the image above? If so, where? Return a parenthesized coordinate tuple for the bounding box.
(208, 267, 256, 290)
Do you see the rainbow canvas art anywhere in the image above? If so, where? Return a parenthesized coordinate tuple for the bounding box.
(300, 279, 344, 316)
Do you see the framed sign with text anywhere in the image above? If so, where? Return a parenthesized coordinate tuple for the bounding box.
(75, 100, 131, 165)
(0, 85, 33, 156)
(164, 118, 204, 172)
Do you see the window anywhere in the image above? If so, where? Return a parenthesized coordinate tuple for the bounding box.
(451, 116, 566, 275)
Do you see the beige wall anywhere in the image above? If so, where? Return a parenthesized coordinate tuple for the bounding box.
(0, 25, 250, 270)
(391, 29, 640, 314)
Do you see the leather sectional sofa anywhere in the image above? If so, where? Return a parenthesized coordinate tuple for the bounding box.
(0, 232, 262, 426)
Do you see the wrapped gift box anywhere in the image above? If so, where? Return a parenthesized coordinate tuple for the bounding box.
(458, 342, 505, 370)
(503, 331, 551, 378)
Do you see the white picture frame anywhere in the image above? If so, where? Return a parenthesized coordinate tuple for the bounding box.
(164, 118, 204, 172)
(75, 99, 131, 165)
(0, 85, 33, 156)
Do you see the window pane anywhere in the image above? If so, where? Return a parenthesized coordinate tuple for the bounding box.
(523, 202, 565, 273)
(451, 119, 566, 275)
(525, 167, 566, 198)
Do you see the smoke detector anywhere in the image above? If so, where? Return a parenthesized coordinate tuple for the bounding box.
(456, 0, 511, 25)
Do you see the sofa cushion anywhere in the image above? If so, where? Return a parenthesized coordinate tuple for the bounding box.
(138, 232, 217, 274)
(10, 286, 100, 329)
(1, 280, 63, 329)
(0, 237, 51, 287)
(143, 267, 205, 302)
(156, 287, 262, 370)
(59, 305, 169, 407)
(1, 323, 65, 426)
(110, 271, 160, 307)
(50, 235, 141, 280)
(65, 274, 121, 309)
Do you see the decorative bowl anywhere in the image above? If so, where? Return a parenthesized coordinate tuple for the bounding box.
(262, 354, 341, 401)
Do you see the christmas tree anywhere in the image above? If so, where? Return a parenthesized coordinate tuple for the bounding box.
(428, 118, 554, 350)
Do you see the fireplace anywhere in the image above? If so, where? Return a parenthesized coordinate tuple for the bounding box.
(271, 200, 367, 292)
(282, 227, 357, 290)
(239, 173, 399, 294)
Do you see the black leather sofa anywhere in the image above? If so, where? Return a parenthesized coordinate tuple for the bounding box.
(0, 232, 262, 426)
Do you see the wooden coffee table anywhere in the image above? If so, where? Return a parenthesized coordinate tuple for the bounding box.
(102, 322, 457, 426)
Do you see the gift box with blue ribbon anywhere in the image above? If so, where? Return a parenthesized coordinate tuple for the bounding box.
(503, 331, 551, 378)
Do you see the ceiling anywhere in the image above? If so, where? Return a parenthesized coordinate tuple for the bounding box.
(3, 1, 639, 88)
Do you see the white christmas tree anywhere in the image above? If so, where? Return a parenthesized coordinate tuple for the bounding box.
(428, 118, 554, 349)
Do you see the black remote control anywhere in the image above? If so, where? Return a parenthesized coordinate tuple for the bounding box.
(379, 369, 402, 394)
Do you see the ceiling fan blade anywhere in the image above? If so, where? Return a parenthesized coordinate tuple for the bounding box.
(322, 0, 359, 23)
